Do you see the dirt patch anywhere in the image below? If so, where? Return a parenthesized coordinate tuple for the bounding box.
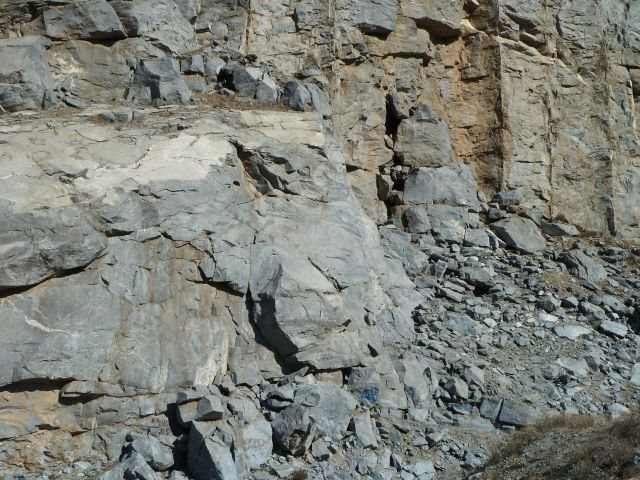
(479, 410, 640, 480)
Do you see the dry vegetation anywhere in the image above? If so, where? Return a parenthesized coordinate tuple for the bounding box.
(479, 410, 640, 480)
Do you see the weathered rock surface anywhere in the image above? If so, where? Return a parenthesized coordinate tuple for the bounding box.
(0, 1, 640, 479)
(0, 36, 54, 112)
(491, 217, 547, 254)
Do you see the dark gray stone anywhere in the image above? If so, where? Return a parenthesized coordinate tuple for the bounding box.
(0, 207, 106, 291)
(127, 57, 190, 104)
(271, 404, 315, 456)
(283, 81, 311, 111)
(42, 0, 125, 40)
(491, 217, 546, 254)
(98, 452, 161, 480)
(111, 0, 198, 54)
(188, 422, 238, 480)
(338, 0, 397, 34)
(559, 250, 608, 282)
(497, 400, 536, 427)
(131, 434, 174, 471)
(0, 36, 54, 112)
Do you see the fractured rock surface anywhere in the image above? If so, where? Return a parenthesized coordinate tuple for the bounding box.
(0, 0, 639, 479)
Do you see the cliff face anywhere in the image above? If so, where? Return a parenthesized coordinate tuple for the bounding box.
(0, 1, 640, 479)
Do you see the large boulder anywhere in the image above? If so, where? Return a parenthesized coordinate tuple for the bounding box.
(0, 36, 54, 112)
(399, 0, 464, 37)
(41, 0, 126, 40)
(111, 0, 198, 54)
(337, 0, 397, 34)
(126, 57, 190, 104)
(491, 217, 547, 254)
(394, 106, 456, 168)
(559, 250, 608, 282)
(402, 164, 480, 208)
(188, 422, 238, 480)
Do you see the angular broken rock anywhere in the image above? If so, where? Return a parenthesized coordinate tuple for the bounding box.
(553, 324, 592, 340)
(188, 422, 238, 480)
(237, 418, 273, 469)
(293, 383, 358, 440)
(599, 320, 628, 338)
(98, 452, 161, 480)
(0, 36, 54, 112)
(271, 404, 315, 456)
(42, 0, 126, 40)
(559, 250, 608, 282)
(111, 0, 198, 54)
(351, 410, 378, 448)
(497, 400, 536, 427)
(131, 434, 174, 471)
(338, 0, 397, 34)
(402, 164, 480, 208)
(0, 207, 107, 291)
(490, 217, 546, 254)
(196, 394, 226, 421)
(394, 107, 456, 168)
(542, 222, 580, 237)
(127, 57, 191, 104)
(399, 0, 464, 37)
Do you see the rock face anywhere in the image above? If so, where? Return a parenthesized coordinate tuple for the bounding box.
(0, 1, 640, 480)
(0, 36, 54, 112)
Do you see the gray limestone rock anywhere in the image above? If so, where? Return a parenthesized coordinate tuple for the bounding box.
(380, 227, 430, 275)
(399, 0, 464, 37)
(599, 320, 628, 338)
(306, 83, 333, 118)
(98, 452, 161, 480)
(256, 74, 279, 103)
(0, 207, 106, 291)
(631, 364, 640, 387)
(497, 400, 536, 427)
(338, 0, 397, 34)
(293, 383, 358, 440)
(188, 422, 238, 480)
(111, 0, 198, 54)
(0, 36, 54, 112)
(395, 355, 432, 409)
(427, 205, 469, 244)
(237, 418, 272, 469)
(42, 0, 125, 40)
(283, 81, 311, 111)
(479, 397, 503, 423)
(542, 222, 580, 236)
(556, 357, 590, 378)
(131, 434, 174, 471)
(402, 164, 480, 208)
(559, 250, 608, 282)
(175, 0, 200, 22)
(351, 410, 378, 448)
(271, 404, 315, 456)
(223, 65, 263, 97)
(492, 190, 523, 206)
(127, 57, 191, 104)
(195, 394, 226, 421)
(491, 217, 546, 254)
(394, 108, 456, 168)
(553, 325, 592, 340)
(403, 206, 431, 234)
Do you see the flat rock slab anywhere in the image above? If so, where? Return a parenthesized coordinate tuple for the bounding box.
(497, 400, 536, 427)
(491, 217, 546, 254)
(559, 249, 608, 282)
(599, 320, 628, 338)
